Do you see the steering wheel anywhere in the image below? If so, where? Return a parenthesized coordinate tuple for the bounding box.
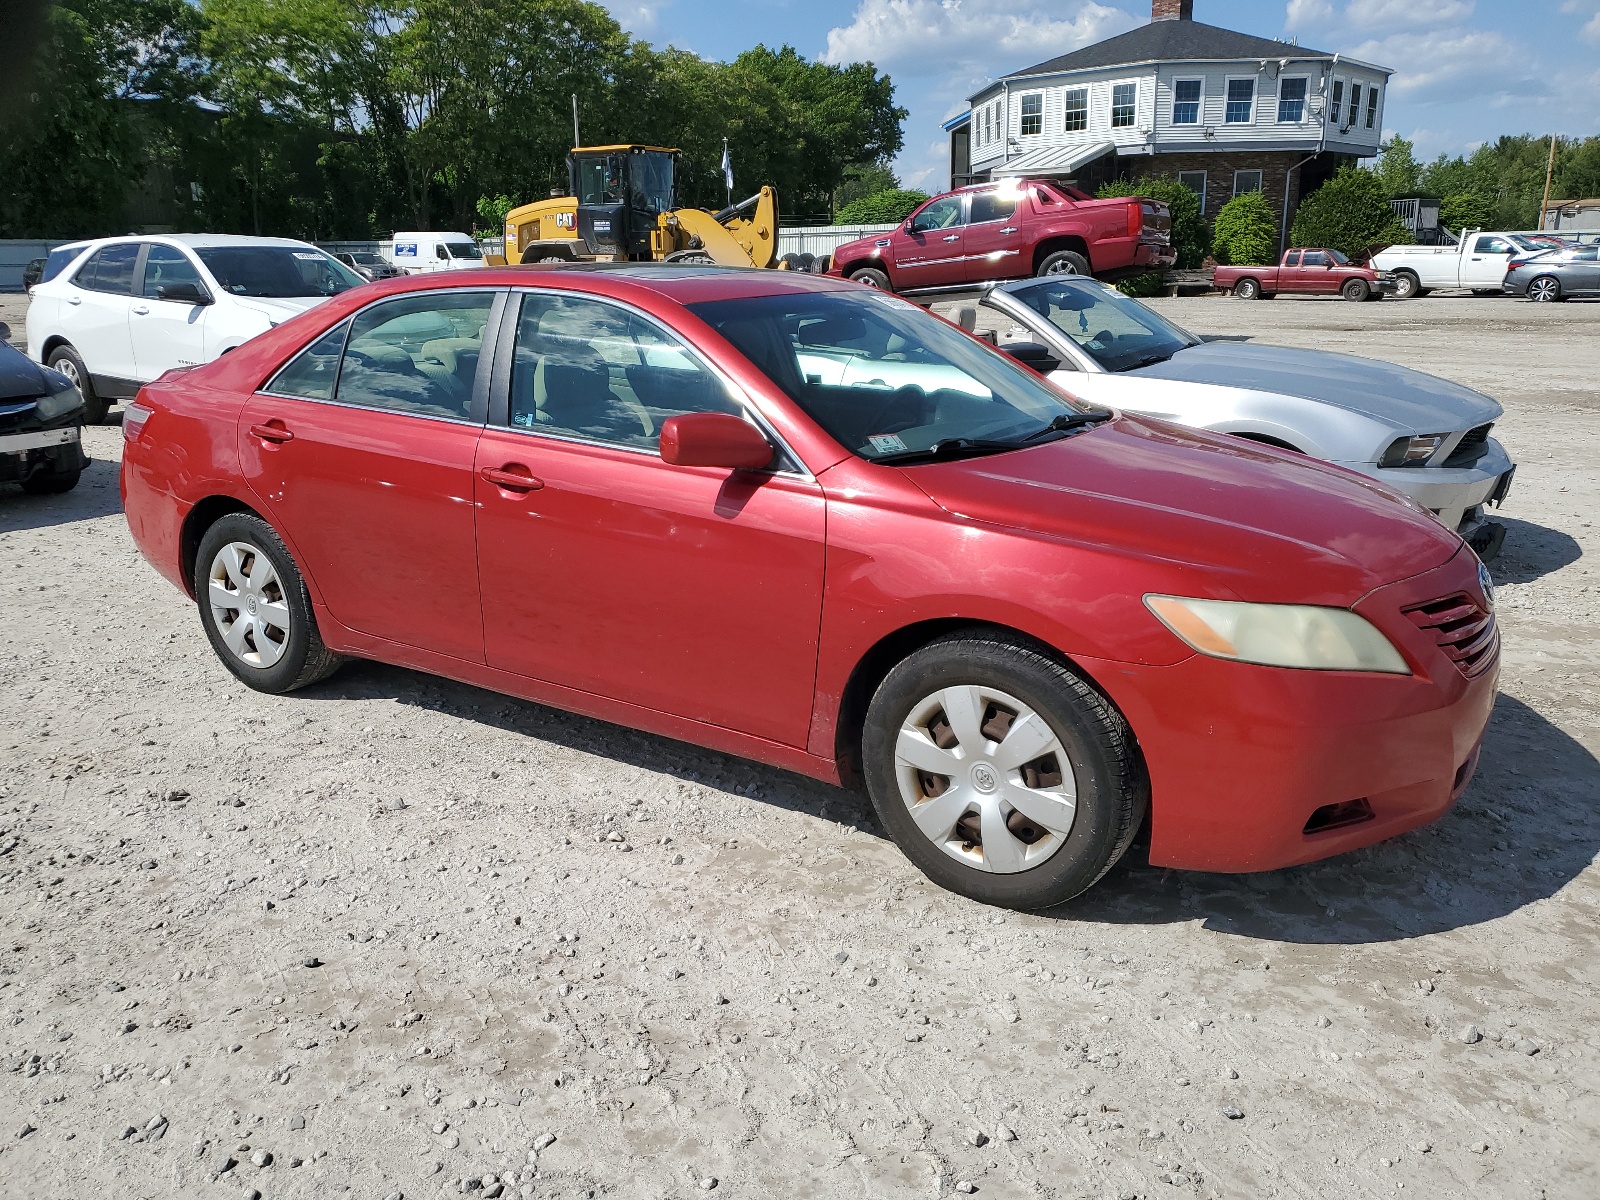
(877, 384, 930, 434)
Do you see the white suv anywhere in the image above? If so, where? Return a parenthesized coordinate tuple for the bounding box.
(27, 234, 364, 422)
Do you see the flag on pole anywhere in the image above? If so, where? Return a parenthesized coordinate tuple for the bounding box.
(720, 139, 734, 200)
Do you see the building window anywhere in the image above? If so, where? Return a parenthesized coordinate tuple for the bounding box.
(1178, 170, 1207, 213)
(1346, 84, 1361, 129)
(1233, 169, 1263, 196)
(1111, 82, 1137, 128)
(1366, 86, 1379, 129)
(1225, 78, 1255, 124)
(1171, 79, 1201, 125)
(1277, 77, 1307, 122)
(983, 106, 992, 147)
(1064, 87, 1088, 133)
(1330, 80, 1343, 124)
(1020, 92, 1042, 136)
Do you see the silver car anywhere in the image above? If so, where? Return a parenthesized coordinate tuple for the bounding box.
(970, 276, 1515, 558)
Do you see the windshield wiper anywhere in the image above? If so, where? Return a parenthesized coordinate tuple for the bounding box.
(1020, 411, 1112, 442)
(874, 437, 1027, 465)
(1122, 353, 1173, 371)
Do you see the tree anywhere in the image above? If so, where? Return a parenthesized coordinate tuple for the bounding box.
(1290, 165, 1410, 258)
(1097, 176, 1209, 269)
(834, 162, 898, 214)
(836, 189, 927, 225)
(476, 194, 516, 235)
(1374, 135, 1421, 198)
(1438, 192, 1495, 235)
(1212, 191, 1276, 265)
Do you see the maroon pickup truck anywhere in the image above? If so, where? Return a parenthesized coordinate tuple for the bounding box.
(1212, 248, 1395, 301)
(826, 179, 1174, 295)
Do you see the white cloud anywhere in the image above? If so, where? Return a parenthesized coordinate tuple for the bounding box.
(822, 1, 1138, 82)
(1562, 0, 1600, 42)
(1284, 0, 1334, 31)
(1348, 29, 1520, 101)
(1344, 0, 1475, 32)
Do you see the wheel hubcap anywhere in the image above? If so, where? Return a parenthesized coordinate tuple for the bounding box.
(1046, 260, 1079, 275)
(54, 358, 78, 384)
(1532, 280, 1556, 300)
(208, 541, 291, 669)
(894, 685, 1078, 874)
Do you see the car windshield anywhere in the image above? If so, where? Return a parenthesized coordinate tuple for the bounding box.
(443, 241, 482, 260)
(688, 289, 1095, 464)
(349, 252, 383, 265)
(195, 247, 363, 297)
(1002, 278, 1199, 372)
(1325, 248, 1350, 265)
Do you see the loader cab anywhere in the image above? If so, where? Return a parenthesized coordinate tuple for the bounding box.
(571, 145, 678, 260)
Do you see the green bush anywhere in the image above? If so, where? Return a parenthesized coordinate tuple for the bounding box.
(1439, 191, 1496, 234)
(836, 188, 929, 225)
(1289, 165, 1412, 258)
(1212, 191, 1277, 265)
(1096, 176, 1210, 269)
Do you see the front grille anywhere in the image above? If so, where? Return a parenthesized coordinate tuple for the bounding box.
(1402, 593, 1498, 679)
(1443, 423, 1493, 468)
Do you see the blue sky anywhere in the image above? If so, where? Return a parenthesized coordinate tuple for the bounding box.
(601, 1, 1600, 190)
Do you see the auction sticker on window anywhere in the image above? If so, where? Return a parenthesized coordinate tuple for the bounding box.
(868, 433, 907, 454)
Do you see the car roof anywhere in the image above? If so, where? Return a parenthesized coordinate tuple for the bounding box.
(349, 263, 862, 306)
(65, 233, 320, 252)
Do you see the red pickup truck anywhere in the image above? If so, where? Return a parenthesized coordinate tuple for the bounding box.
(826, 179, 1174, 295)
(1212, 248, 1394, 301)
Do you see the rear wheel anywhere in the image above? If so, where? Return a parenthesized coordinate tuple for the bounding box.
(1233, 278, 1261, 300)
(1528, 275, 1561, 303)
(1391, 270, 1421, 300)
(194, 513, 342, 694)
(47, 346, 106, 424)
(862, 631, 1147, 910)
(849, 267, 890, 290)
(1037, 250, 1090, 278)
(1342, 278, 1370, 303)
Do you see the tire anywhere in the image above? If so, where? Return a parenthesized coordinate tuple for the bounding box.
(1471, 288, 1498, 297)
(849, 267, 890, 290)
(1037, 250, 1090, 278)
(1342, 278, 1370, 303)
(47, 345, 107, 424)
(780, 253, 805, 271)
(194, 512, 343, 694)
(1232, 278, 1260, 300)
(21, 466, 81, 494)
(663, 250, 716, 265)
(1528, 276, 1561, 303)
(861, 630, 1148, 910)
(1391, 271, 1421, 300)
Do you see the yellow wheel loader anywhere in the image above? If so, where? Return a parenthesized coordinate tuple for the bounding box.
(496, 144, 785, 270)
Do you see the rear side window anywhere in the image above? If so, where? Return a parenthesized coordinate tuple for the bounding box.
(142, 245, 204, 299)
(970, 190, 1017, 224)
(265, 322, 350, 401)
(335, 292, 496, 420)
(43, 245, 86, 283)
(75, 244, 140, 294)
(1285, 251, 1301, 266)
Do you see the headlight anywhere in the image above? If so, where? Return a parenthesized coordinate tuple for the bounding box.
(1145, 595, 1411, 674)
(1379, 434, 1445, 467)
(34, 371, 84, 422)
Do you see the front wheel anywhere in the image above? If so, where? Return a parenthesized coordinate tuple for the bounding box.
(1342, 278, 1370, 303)
(1233, 278, 1260, 300)
(22, 466, 81, 494)
(848, 267, 890, 290)
(1037, 250, 1090, 278)
(194, 512, 343, 694)
(862, 631, 1147, 910)
(1528, 276, 1561, 303)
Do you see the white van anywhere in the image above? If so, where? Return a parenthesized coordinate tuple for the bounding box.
(386, 232, 486, 274)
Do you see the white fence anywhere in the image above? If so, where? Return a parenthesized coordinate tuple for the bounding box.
(778, 224, 895, 261)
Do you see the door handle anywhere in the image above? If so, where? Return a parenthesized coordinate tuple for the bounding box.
(67, 296, 81, 305)
(249, 422, 294, 444)
(480, 464, 543, 492)
(132, 304, 150, 315)
(942, 234, 961, 242)
(1000, 226, 1018, 234)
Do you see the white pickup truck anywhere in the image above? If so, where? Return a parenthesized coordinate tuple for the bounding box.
(1372, 231, 1548, 298)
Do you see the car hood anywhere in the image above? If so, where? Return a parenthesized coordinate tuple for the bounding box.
(231, 295, 333, 324)
(0, 342, 51, 401)
(1130, 342, 1501, 430)
(905, 415, 1463, 606)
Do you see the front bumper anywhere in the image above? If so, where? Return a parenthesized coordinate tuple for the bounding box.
(0, 423, 86, 484)
(1340, 437, 1515, 532)
(1082, 547, 1496, 873)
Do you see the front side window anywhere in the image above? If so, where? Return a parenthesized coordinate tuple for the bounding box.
(509, 293, 739, 451)
(1234, 169, 1263, 197)
(1172, 79, 1201, 125)
(1064, 87, 1088, 132)
(443, 241, 482, 261)
(1178, 170, 1207, 213)
(909, 195, 965, 232)
(1474, 236, 1512, 255)
(1007, 278, 1199, 373)
(75, 243, 140, 295)
(265, 322, 349, 401)
(196, 246, 362, 298)
(970, 189, 1018, 224)
(1020, 93, 1042, 136)
(689, 291, 1091, 464)
(1300, 251, 1328, 267)
(334, 291, 496, 420)
(1330, 80, 1344, 124)
(1111, 82, 1137, 128)
(141, 244, 204, 299)
(1225, 78, 1255, 124)
(629, 152, 675, 216)
(1278, 77, 1307, 122)
(1365, 86, 1379, 129)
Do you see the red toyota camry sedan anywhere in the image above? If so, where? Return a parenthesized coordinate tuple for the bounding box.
(121, 266, 1498, 909)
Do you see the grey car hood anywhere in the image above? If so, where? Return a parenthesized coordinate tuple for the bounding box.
(0, 341, 52, 402)
(1132, 342, 1501, 428)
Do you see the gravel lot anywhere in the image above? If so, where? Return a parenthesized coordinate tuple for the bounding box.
(1, 290, 1596, 1200)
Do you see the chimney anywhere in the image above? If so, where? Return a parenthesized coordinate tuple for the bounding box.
(1152, 0, 1194, 19)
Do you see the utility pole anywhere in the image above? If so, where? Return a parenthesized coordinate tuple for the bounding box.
(1540, 133, 1557, 231)
(572, 94, 581, 150)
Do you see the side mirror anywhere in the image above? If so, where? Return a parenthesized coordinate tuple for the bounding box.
(1000, 341, 1062, 374)
(157, 282, 212, 306)
(659, 412, 774, 471)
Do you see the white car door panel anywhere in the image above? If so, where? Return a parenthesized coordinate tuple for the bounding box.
(65, 243, 141, 383)
(1462, 235, 1514, 289)
(132, 244, 210, 380)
